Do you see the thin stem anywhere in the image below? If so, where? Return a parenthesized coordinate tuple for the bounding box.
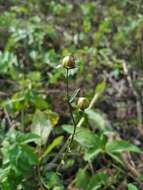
(66, 69, 77, 149)
(4, 108, 12, 127)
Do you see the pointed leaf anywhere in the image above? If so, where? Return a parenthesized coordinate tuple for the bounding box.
(41, 136, 63, 159)
(106, 140, 142, 153)
(95, 81, 106, 95)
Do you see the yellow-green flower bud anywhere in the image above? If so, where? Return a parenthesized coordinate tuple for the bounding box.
(62, 55, 75, 69)
(77, 97, 89, 110)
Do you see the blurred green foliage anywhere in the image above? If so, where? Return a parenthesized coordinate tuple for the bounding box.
(0, 0, 143, 189)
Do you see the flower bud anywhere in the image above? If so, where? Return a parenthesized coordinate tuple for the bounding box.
(62, 55, 75, 69)
(77, 97, 89, 110)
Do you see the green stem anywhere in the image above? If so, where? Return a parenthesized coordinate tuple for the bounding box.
(66, 69, 77, 149)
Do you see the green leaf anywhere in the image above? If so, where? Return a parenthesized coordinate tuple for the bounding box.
(28, 71, 41, 81)
(84, 148, 102, 161)
(62, 124, 97, 148)
(87, 171, 108, 190)
(84, 135, 107, 161)
(0, 51, 18, 73)
(95, 81, 106, 95)
(2, 143, 38, 174)
(62, 125, 107, 161)
(32, 95, 49, 109)
(20, 144, 38, 166)
(128, 183, 139, 190)
(106, 140, 142, 153)
(69, 88, 80, 103)
(16, 133, 40, 144)
(86, 109, 107, 131)
(107, 153, 124, 165)
(31, 110, 53, 145)
(45, 110, 59, 127)
(75, 169, 90, 189)
(41, 136, 63, 159)
(42, 172, 63, 189)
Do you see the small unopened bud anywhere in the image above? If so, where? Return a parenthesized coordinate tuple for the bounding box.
(77, 97, 89, 110)
(62, 55, 75, 69)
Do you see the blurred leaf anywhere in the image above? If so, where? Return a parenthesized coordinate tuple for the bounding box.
(2, 143, 38, 174)
(62, 124, 96, 148)
(28, 71, 41, 82)
(84, 148, 102, 161)
(106, 140, 142, 153)
(87, 171, 109, 190)
(75, 169, 90, 189)
(108, 153, 124, 165)
(0, 51, 18, 73)
(86, 109, 106, 130)
(32, 95, 49, 109)
(84, 135, 107, 161)
(16, 133, 40, 144)
(45, 110, 59, 127)
(20, 144, 38, 167)
(53, 186, 64, 190)
(42, 172, 63, 189)
(128, 183, 138, 190)
(31, 110, 53, 145)
(95, 81, 106, 95)
(41, 136, 63, 159)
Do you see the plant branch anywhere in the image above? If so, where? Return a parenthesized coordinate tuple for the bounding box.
(66, 69, 77, 149)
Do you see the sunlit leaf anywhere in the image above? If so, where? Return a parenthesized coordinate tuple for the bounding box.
(128, 183, 139, 190)
(86, 109, 106, 130)
(31, 110, 53, 145)
(41, 136, 63, 159)
(95, 81, 106, 94)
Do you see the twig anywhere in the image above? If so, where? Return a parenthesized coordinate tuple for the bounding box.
(121, 152, 140, 178)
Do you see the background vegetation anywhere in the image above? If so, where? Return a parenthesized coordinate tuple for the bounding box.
(0, 0, 143, 189)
